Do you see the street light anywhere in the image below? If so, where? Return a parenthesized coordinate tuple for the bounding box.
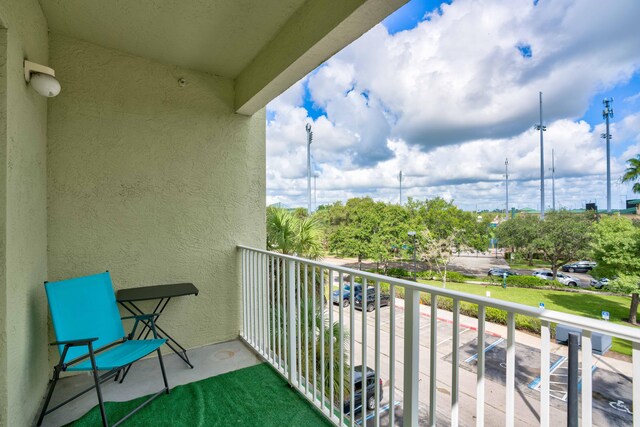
(408, 231, 417, 281)
(313, 173, 319, 211)
(305, 123, 313, 214)
(534, 92, 547, 220)
(601, 98, 614, 213)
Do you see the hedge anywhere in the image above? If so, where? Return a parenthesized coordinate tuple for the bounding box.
(378, 281, 550, 336)
(505, 275, 550, 288)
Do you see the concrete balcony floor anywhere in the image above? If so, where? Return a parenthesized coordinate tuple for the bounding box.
(39, 339, 262, 427)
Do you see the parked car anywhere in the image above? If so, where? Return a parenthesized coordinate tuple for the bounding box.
(590, 277, 610, 289)
(488, 268, 519, 277)
(354, 288, 391, 312)
(331, 284, 363, 307)
(344, 365, 383, 414)
(533, 270, 580, 286)
(561, 261, 595, 273)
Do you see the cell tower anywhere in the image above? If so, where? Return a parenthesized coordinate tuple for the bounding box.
(601, 98, 614, 213)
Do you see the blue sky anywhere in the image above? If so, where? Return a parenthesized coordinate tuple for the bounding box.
(266, 0, 640, 211)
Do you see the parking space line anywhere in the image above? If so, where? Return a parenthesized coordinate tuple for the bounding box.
(354, 401, 401, 425)
(438, 328, 470, 346)
(464, 337, 505, 363)
(528, 356, 566, 389)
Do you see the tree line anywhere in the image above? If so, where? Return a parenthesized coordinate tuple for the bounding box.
(267, 198, 640, 324)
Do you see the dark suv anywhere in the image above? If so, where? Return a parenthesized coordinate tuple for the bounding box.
(331, 284, 364, 307)
(344, 365, 383, 414)
(354, 288, 391, 312)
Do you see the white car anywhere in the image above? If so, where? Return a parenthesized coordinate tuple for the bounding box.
(533, 270, 580, 287)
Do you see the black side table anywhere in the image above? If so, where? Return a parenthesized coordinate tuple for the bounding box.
(116, 282, 199, 380)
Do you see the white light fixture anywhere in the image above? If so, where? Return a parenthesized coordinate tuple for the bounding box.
(24, 60, 61, 97)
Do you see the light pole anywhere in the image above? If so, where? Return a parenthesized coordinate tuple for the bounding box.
(601, 98, 614, 213)
(313, 173, 319, 211)
(305, 123, 313, 214)
(550, 149, 556, 211)
(408, 231, 417, 281)
(399, 170, 403, 205)
(505, 158, 509, 219)
(534, 92, 547, 220)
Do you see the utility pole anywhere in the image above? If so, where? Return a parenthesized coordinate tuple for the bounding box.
(399, 170, 403, 205)
(601, 98, 614, 213)
(550, 149, 556, 211)
(534, 92, 547, 219)
(505, 158, 509, 219)
(305, 123, 313, 214)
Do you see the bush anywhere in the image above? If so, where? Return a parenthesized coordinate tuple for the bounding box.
(379, 282, 553, 336)
(385, 267, 411, 278)
(416, 270, 436, 279)
(435, 271, 468, 283)
(503, 275, 565, 289)
(418, 294, 544, 334)
(505, 275, 548, 288)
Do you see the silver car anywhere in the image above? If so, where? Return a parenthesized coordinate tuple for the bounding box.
(533, 270, 580, 287)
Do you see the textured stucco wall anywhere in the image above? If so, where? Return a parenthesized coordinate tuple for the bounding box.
(0, 24, 6, 427)
(47, 34, 265, 353)
(0, 1, 49, 426)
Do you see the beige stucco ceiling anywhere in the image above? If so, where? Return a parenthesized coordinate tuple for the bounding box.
(39, 0, 408, 114)
(39, 0, 306, 78)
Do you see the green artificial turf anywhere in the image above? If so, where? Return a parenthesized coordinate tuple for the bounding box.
(419, 280, 640, 356)
(68, 363, 331, 427)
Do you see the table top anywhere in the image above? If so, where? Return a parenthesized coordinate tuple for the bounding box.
(116, 282, 198, 302)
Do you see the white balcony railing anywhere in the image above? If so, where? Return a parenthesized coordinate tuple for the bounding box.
(238, 246, 640, 426)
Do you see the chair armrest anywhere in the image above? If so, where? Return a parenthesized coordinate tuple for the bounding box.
(121, 313, 160, 321)
(50, 337, 98, 347)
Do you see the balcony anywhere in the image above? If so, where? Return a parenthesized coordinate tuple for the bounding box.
(37, 247, 638, 426)
(239, 246, 640, 426)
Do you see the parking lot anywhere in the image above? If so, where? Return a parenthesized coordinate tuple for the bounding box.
(332, 299, 634, 426)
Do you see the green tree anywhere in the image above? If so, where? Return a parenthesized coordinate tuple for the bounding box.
(622, 154, 640, 194)
(419, 228, 461, 287)
(495, 215, 541, 265)
(328, 198, 384, 269)
(535, 211, 593, 278)
(591, 215, 640, 323)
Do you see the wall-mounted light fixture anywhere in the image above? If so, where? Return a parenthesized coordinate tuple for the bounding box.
(24, 60, 61, 97)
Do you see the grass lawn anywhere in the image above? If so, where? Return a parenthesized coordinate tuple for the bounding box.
(418, 280, 639, 356)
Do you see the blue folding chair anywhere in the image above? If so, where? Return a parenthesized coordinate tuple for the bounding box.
(37, 272, 170, 427)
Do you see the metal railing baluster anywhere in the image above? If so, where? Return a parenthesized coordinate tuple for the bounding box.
(429, 293, 437, 427)
(476, 305, 486, 427)
(451, 299, 459, 427)
(506, 312, 515, 427)
(540, 320, 551, 427)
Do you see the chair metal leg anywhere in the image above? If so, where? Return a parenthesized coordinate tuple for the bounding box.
(156, 348, 170, 394)
(89, 343, 109, 427)
(36, 366, 62, 426)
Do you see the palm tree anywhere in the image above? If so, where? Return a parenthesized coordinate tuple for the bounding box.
(622, 155, 640, 194)
(266, 207, 323, 258)
(266, 207, 298, 255)
(266, 207, 349, 403)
